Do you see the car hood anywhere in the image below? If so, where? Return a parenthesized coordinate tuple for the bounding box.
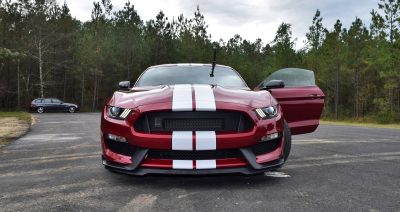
(109, 85, 274, 109)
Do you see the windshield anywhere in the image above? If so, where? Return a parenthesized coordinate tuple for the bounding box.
(135, 65, 248, 88)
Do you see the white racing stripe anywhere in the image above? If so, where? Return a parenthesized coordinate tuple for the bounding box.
(196, 131, 216, 150)
(172, 84, 193, 111)
(172, 160, 193, 169)
(194, 85, 216, 111)
(196, 160, 217, 169)
(171, 84, 218, 170)
(172, 131, 192, 150)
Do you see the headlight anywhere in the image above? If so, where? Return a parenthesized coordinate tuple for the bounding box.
(107, 106, 132, 119)
(255, 105, 278, 119)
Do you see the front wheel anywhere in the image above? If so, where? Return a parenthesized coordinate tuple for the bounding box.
(283, 120, 292, 161)
(68, 106, 76, 113)
(37, 107, 44, 113)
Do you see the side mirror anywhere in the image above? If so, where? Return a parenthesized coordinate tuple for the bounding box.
(260, 80, 285, 90)
(118, 81, 131, 91)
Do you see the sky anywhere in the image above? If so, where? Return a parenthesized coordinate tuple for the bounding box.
(62, 0, 379, 49)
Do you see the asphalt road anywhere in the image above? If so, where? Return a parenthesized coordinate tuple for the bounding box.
(0, 113, 399, 212)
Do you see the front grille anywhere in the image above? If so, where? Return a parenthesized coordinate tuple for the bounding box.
(147, 149, 243, 160)
(164, 118, 223, 131)
(135, 111, 253, 133)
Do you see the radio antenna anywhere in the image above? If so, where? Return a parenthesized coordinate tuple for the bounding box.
(210, 47, 217, 77)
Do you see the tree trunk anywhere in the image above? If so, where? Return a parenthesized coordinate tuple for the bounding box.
(81, 72, 85, 109)
(354, 67, 359, 118)
(155, 37, 160, 64)
(38, 42, 44, 98)
(63, 69, 67, 101)
(334, 60, 340, 120)
(92, 70, 98, 112)
(23, 71, 31, 105)
(17, 59, 20, 109)
(389, 88, 393, 113)
(127, 56, 130, 80)
(397, 88, 399, 113)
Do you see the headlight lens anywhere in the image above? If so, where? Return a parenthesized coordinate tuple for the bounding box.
(263, 106, 277, 117)
(107, 106, 131, 119)
(255, 105, 278, 119)
(108, 106, 121, 118)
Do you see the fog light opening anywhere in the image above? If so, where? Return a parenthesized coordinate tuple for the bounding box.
(106, 133, 127, 143)
(261, 132, 280, 142)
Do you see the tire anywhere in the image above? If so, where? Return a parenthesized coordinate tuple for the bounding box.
(37, 107, 44, 113)
(68, 106, 76, 113)
(282, 120, 292, 161)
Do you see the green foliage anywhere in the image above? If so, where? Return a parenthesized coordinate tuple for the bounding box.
(306, 9, 325, 50)
(0, 0, 398, 122)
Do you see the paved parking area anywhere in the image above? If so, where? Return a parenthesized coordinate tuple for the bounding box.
(0, 113, 399, 211)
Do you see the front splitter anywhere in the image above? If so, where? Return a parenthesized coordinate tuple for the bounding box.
(102, 157, 284, 176)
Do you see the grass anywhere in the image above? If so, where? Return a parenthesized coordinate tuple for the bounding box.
(0, 111, 32, 147)
(0, 111, 32, 121)
(321, 119, 400, 129)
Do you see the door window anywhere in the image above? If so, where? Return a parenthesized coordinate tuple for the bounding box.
(43, 99, 52, 103)
(52, 99, 61, 104)
(263, 68, 315, 88)
(259, 68, 324, 135)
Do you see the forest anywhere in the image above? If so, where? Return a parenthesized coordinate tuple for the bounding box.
(0, 0, 399, 123)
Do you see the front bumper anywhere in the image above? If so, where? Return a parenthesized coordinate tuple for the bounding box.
(101, 103, 286, 175)
(101, 134, 286, 175)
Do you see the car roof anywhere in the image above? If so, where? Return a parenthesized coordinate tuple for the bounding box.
(34, 98, 59, 100)
(148, 63, 233, 69)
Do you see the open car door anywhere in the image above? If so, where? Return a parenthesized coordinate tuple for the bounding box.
(256, 68, 325, 135)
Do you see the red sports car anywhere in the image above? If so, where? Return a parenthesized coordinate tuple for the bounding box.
(101, 64, 324, 175)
